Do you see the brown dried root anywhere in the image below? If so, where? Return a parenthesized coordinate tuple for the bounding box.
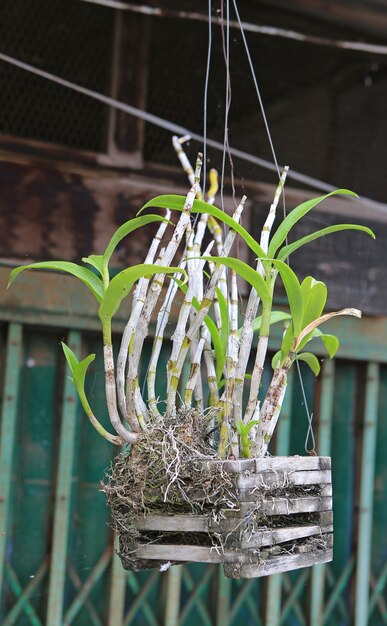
(101, 408, 238, 569)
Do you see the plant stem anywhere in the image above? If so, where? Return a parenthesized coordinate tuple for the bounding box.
(77, 386, 123, 445)
(167, 197, 245, 413)
(233, 168, 288, 425)
(102, 322, 140, 443)
(116, 213, 170, 421)
(127, 154, 202, 419)
(243, 277, 274, 423)
(147, 262, 186, 419)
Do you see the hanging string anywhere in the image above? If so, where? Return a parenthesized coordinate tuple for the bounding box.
(202, 0, 212, 199)
(232, 0, 316, 453)
(220, 0, 231, 215)
(232, 0, 280, 178)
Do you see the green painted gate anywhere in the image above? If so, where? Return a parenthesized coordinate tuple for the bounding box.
(1, 268, 387, 625)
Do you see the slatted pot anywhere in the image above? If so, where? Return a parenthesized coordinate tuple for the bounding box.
(124, 456, 333, 578)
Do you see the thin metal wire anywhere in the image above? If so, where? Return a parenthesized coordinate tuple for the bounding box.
(220, 0, 230, 215)
(232, 0, 316, 451)
(202, 0, 212, 198)
(232, 0, 280, 178)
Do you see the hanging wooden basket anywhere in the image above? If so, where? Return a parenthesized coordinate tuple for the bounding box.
(121, 455, 333, 578)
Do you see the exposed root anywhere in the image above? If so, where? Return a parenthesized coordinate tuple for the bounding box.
(102, 408, 237, 569)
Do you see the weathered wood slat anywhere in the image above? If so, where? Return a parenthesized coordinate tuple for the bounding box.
(136, 515, 209, 532)
(210, 510, 333, 533)
(253, 457, 331, 472)
(222, 456, 331, 473)
(225, 495, 332, 518)
(134, 544, 233, 564)
(238, 524, 333, 549)
(224, 548, 333, 579)
(134, 535, 333, 565)
(237, 469, 332, 491)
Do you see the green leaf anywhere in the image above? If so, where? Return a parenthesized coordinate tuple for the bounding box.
(315, 330, 339, 358)
(140, 195, 268, 260)
(8, 261, 104, 303)
(61, 342, 79, 374)
(199, 256, 271, 306)
(247, 310, 291, 334)
(61, 342, 96, 394)
(303, 329, 340, 359)
(268, 190, 358, 258)
(296, 352, 321, 376)
(271, 260, 304, 336)
(277, 224, 375, 261)
(82, 254, 104, 277)
(216, 287, 229, 357)
(244, 419, 261, 435)
(195, 303, 224, 382)
(103, 215, 171, 267)
(99, 264, 187, 322)
(300, 277, 327, 327)
(73, 353, 96, 391)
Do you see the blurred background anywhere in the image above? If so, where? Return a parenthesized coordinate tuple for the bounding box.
(0, 1, 386, 624)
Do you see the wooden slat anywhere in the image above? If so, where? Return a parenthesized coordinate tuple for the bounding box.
(222, 456, 330, 473)
(134, 544, 225, 564)
(253, 457, 331, 472)
(223, 495, 332, 518)
(134, 535, 333, 565)
(238, 524, 333, 549)
(210, 510, 333, 534)
(224, 548, 333, 579)
(136, 514, 209, 533)
(237, 469, 332, 491)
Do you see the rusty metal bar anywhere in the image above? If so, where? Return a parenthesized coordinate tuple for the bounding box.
(46, 330, 81, 626)
(310, 359, 335, 626)
(355, 362, 380, 626)
(0, 323, 23, 602)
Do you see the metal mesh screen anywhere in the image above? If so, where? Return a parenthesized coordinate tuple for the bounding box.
(0, 0, 114, 152)
(1, 1, 387, 202)
(144, 10, 387, 202)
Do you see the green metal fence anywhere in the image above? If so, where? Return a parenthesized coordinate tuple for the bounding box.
(1, 269, 387, 625)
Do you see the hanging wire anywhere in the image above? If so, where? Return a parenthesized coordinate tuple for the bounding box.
(220, 0, 231, 215)
(202, 0, 212, 198)
(232, 0, 316, 452)
(232, 0, 280, 178)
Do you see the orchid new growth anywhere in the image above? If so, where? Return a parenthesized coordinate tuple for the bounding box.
(8, 141, 375, 459)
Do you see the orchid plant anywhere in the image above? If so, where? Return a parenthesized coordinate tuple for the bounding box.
(8, 139, 375, 459)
